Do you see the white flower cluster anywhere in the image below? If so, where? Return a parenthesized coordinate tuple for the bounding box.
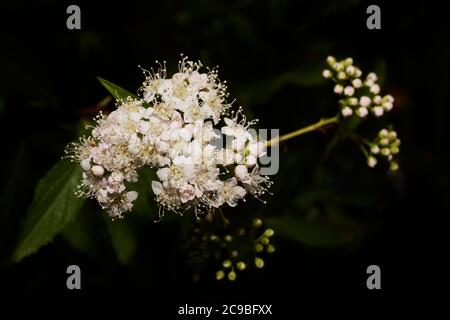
(66, 56, 271, 219)
(367, 128, 401, 171)
(322, 56, 394, 119)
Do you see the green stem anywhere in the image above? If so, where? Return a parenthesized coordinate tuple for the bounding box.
(266, 116, 339, 147)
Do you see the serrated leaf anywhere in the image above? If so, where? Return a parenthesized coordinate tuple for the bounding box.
(97, 76, 139, 101)
(12, 160, 84, 262)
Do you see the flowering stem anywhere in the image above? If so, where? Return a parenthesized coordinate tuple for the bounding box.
(266, 116, 339, 147)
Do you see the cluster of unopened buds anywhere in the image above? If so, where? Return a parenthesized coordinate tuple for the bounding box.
(367, 128, 401, 171)
(215, 218, 275, 281)
(323, 56, 401, 171)
(322, 56, 394, 119)
(65, 56, 272, 219)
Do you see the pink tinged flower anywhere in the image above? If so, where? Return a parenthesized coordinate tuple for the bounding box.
(180, 183, 195, 203)
(188, 71, 209, 90)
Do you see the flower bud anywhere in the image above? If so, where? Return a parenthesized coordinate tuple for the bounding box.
(337, 72, 346, 80)
(235, 164, 249, 181)
(255, 257, 265, 269)
(352, 78, 362, 88)
(326, 56, 336, 66)
(254, 244, 264, 252)
(359, 96, 371, 107)
(216, 270, 225, 280)
(91, 165, 105, 177)
(341, 106, 353, 117)
(334, 84, 344, 94)
(80, 159, 91, 171)
(344, 86, 355, 96)
(264, 228, 274, 237)
(322, 69, 332, 78)
(228, 271, 237, 281)
(356, 107, 368, 118)
(381, 148, 391, 156)
(379, 129, 388, 138)
(223, 260, 232, 268)
(390, 161, 399, 171)
(367, 156, 377, 168)
(370, 84, 380, 94)
(372, 106, 384, 117)
(236, 261, 246, 271)
(267, 245, 276, 254)
(253, 218, 263, 228)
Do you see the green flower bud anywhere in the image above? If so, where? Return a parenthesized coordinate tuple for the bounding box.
(255, 257, 265, 269)
(223, 260, 232, 268)
(228, 271, 237, 281)
(380, 138, 390, 146)
(390, 161, 399, 171)
(264, 228, 275, 237)
(236, 261, 246, 271)
(388, 131, 397, 140)
(216, 270, 225, 280)
(326, 56, 336, 67)
(210, 235, 219, 242)
(381, 148, 391, 156)
(253, 218, 263, 228)
(344, 57, 353, 65)
(390, 146, 399, 154)
(379, 129, 388, 138)
(260, 237, 270, 245)
(267, 245, 276, 254)
(225, 235, 233, 242)
(254, 244, 264, 252)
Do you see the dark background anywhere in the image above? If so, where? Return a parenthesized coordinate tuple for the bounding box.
(0, 0, 449, 300)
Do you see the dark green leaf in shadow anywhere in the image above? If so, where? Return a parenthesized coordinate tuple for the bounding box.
(61, 202, 108, 259)
(12, 160, 84, 262)
(267, 210, 364, 248)
(106, 218, 139, 265)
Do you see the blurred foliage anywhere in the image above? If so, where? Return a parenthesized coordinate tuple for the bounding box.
(0, 0, 449, 298)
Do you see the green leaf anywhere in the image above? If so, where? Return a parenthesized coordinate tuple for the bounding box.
(12, 160, 84, 262)
(61, 202, 106, 259)
(97, 77, 139, 101)
(106, 219, 139, 265)
(267, 213, 358, 247)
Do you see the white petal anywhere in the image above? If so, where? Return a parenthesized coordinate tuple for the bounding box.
(151, 181, 164, 195)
